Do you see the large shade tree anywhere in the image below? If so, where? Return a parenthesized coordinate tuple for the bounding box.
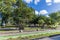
(0, 0, 16, 27)
(13, 0, 35, 28)
(49, 12, 60, 25)
(0, 0, 35, 29)
(48, 12, 60, 28)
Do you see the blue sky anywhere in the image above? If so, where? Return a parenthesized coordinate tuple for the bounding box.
(23, 0, 60, 16)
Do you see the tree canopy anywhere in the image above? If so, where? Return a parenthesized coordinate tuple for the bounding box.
(0, 0, 35, 27)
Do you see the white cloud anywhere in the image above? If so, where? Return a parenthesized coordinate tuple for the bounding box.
(39, 10, 48, 14)
(24, 0, 33, 3)
(46, 0, 52, 6)
(24, 0, 40, 5)
(54, 0, 60, 3)
(35, 10, 39, 15)
(35, 10, 48, 15)
(46, 0, 60, 4)
(47, 3, 52, 6)
(46, 0, 52, 3)
(34, 0, 40, 5)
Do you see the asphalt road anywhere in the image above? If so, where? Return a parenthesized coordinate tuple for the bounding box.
(33, 35, 60, 40)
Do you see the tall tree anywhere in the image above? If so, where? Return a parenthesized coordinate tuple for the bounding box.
(49, 12, 60, 24)
(0, 0, 16, 27)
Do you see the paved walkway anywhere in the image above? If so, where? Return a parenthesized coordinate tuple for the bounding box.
(0, 29, 59, 36)
(0, 29, 60, 40)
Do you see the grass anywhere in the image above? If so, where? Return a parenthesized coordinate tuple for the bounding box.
(7, 31, 60, 40)
(24, 27, 43, 31)
(1, 30, 60, 40)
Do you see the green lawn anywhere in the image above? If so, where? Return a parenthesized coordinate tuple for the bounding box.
(0, 30, 60, 40)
